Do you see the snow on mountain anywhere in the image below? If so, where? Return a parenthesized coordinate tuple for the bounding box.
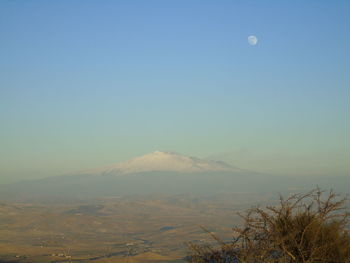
(83, 151, 239, 175)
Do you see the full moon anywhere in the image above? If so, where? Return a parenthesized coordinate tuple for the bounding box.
(248, 35, 258, 46)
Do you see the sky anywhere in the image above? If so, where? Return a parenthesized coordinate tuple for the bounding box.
(1, 0, 350, 183)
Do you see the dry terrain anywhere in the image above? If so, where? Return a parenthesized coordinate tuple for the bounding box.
(0, 193, 277, 263)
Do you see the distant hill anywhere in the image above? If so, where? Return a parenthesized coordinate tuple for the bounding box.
(0, 151, 349, 202)
(80, 151, 241, 175)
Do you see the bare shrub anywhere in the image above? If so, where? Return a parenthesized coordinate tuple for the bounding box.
(188, 188, 350, 263)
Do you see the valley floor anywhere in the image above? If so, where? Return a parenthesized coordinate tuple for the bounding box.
(0, 193, 277, 263)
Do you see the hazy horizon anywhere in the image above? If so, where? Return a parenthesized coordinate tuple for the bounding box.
(1, 1, 350, 184)
(1, 149, 349, 185)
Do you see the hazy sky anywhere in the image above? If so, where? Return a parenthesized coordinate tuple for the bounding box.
(1, 0, 350, 183)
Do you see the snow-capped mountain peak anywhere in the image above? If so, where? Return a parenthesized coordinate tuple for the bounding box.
(84, 151, 239, 175)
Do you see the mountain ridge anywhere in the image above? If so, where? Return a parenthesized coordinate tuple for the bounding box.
(81, 151, 240, 176)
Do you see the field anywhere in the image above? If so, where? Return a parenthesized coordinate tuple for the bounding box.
(0, 193, 276, 263)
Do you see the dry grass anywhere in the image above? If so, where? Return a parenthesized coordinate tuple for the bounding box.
(188, 188, 350, 263)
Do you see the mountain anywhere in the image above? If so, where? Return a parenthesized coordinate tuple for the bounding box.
(0, 151, 255, 201)
(82, 151, 240, 175)
(0, 151, 349, 202)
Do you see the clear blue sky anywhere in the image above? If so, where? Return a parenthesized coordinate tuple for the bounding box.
(1, 0, 350, 183)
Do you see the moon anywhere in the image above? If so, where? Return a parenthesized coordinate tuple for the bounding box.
(248, 35, 258, 46)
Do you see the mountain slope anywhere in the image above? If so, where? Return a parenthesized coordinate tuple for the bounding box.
(1, 151, 348, 202)
(82, 151, 240, 175)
